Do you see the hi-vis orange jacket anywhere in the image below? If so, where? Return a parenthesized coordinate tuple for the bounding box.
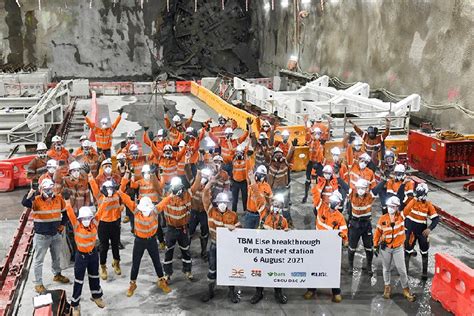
(75, 151, 101, 177)
(311, 176, 339, 206)
(158, 148, 186, 185)
(26, 157, 48, 182)
(56, 174, 91, 211)
(164, 115, 193, 146)
(28, 194, 67, 235)
(374, 212, 405, 249)
(144, 132, 171, 164)
(259, 208, 288, 231)
(247, 181, 273, 213)
(66, 201, 101, 253)
(121, 175, 161, 203)
(85, 115, 121, 150)
(118, 191, 160, 239)
(209, 131, 249, 164)
(349, 164, 376, 190)
(305, 128, 325, 163)
(349, 190, 375, 219)
(156, 191, 192, 227)
(232, 158, 254, 182)
(315, 204, 348, 242)
(89, 174, 122, 222)
(128, 155, 148, 181)
(402, 199, 439, 225)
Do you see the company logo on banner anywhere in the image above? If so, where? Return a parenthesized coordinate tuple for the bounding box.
(216, 228, 342, 288)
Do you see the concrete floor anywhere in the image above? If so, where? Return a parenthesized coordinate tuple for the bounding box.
(3, 94, 472, 315)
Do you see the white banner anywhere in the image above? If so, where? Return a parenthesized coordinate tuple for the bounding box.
(216, 228, 341, 288)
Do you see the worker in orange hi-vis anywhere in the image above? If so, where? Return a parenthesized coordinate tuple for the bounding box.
(143, 127, 171, 164)
(204, 115, 237, 142)
(244, 166, 273, 229)
(126, 144, 148, 182)
(302, 115, 325, 203)
(63, 199, 106, 315)
(26, 142, 49, 187)
(157, 144, 186, 192)
(304, 191, 347, 303)
(117, 131, 143, 156)
(343, 132, 366, 170)
(73, 135, 99, 157)
(209, 117, 251, 177)
(327, 147, 349, 184)
(115, 194, 171, 298)
(74, 140, 102, 178)
(347, 117, 391, 170)
(374, 196, 416, 302)
(310, 114, 331, 143)
(163, 107, 196, 146)
(349, 153, 376, 191)
(95, 159, 121, 189)
(210, 155, 231, 194)
(231, 145, 254, 213)
(255, 117, 273, 139)
(83, 108, 123, 158)
(184, 126, 206, 178)
(47, 135, 74, 176)
(311, 165, 340, 213)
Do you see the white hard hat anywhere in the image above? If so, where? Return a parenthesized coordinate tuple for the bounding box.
(353, 138, 362, 146)
(78, 206, 94, 219)
(386, 196, 401, 207)
(416, 183, 429, 194)
(127, 131, 136, 138)
(329, 191, 343, 204)
(51, 135, 62, 143)
(330, 147, 341, 155)
(256, 165, 267, 175)
(163, 144, 173, 151)
(36, 142, 47, 151)
(281, 130, 290, 137)
(262, 120, 271, 127)
(157, 129, 164, 137)
(274, 147, 284, 154)
(273, 193, 285, 204)
(201, 168, 212, 178)
(355, 178, 369, 188)
(213, 155, 224, 162)
(129, 144, 139, 152)
(224, 127, 233, 134)
(100, 117, 109, 125)
(46, 159, 58, 168)
(141, 165, 151, 173)
(259, 132, 268, 139)
(117, 153, 127, 160)
(82, 140, 91, 147)
(40, 179, 55, 190)
(102, 180, 115, 188)
(322, 165, 333, 174)
(178, 140, 186, 147)
(137, 197, 155, 213)
(172, 115, 181, 123)
(101, 158, 112, 167)
(236, 144, 245, 152)
(215, 192, 231, 203)
(79, 135, 88, 142)
(69, 161, 81, 170)
(312, 127, 322, 134)
(170, 177, 182, 187)
(186, 127, 194, 133)
(359, 153, 371, 162)
(394, 164, 406, 173)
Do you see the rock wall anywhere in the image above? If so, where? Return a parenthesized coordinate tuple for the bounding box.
(0, 0, 259, 79)
(254, 0, 473, 133)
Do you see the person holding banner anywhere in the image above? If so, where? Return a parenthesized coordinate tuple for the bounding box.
(374, 196, 416, 302)
(304, 191, 347, 302)
(201, 181, 241, 303)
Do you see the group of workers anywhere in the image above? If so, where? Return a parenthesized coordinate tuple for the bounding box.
(22, 106, 439, 315)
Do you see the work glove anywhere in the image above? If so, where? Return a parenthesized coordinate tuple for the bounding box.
(148, 131, 154, 140)
(81, 110, 87, 117)
(82, 163, 91, 175)
(144, 126, 149, 132)
(246, 117, 253, 125)
(292, 138, 298, 146)
(118, 108, 124, 115)
(184, 135, 190, 143)
(150, 164, 158, 174)
(191, 108, 196, 115)
(62, 189, 71, 200)
(164, 106, 169, 113)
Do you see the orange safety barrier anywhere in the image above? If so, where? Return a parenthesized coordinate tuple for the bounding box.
(431, 253, 474, 316)
(176, 81, 192, 93)
(0, 162, 15, 192)
(274, 125, 307, 146)
(3, 155, 35, 188)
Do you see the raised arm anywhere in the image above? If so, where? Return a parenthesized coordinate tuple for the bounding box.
(117, 191, 137, 214)
(65, 201, 78, 228)
(88, 173, 100, 200)
(111, 114, 122, 131)
(85, 116, 95, 130)
(202, 179, 214, 212)
(381, 118, 391, 140)
(237, 130, 249, 144)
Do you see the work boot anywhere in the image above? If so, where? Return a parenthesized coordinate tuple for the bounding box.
(127, 281, 137, 297)
(72, 305, 80, 316)
(421, 254, 429, 281)
(366, 250, 374, 276)
(100, 264, 108, 280)
(200, 237, 208, 261)
(348, 250, 355, 275)
(274, 288, 288, 304)
(184, 271, 194, 281)
(112, 259, 121, 275)
(201, 282, 215, 302)
(332, 294, 342, 303)
(302, 181, 310, 203)
(228, 286, 240, 303)
(403, 288, 416, 302)
(35, 284, 47, 294)
(303, 290, 315, 300)
(90, 297, 106, 308)
(159, 242, 166, 250)
(157, 277, 171, 294)
(123, 216, 130, 223)
(53, 274, 70, 284)
(250, 287, 264, 304)
(383, 285, 391, 299)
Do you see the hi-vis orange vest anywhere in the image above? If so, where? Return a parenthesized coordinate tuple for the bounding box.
(157, 192, 192, 227)
(66, 204, 98, 253)
(119, 192, 159, 239)
(85, 115, 121, 150)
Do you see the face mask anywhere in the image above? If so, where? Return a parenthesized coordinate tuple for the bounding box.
(84, 149, 90, 155)
(357, 188, 366, 196)
(200, 178, 209, 185)
(164, 152, 172, 158)
(48, 167, 56, 174)
(104, 166, 112, 174)
(38, 152, 47, 159)
(131, 153, 139, 159)
(332, 155, 340, 162)
(395, 173, 405, 181)
(71, 170, 81, 179)
(101, 123, 107, 128)
(82, 219, 92, 227)
(417, 195, 427, 201)
(158, 137, 164, 142)
(323, 173, 332, 180)
(272, 206, 282, 214)
(313, 134, 321, 140)
(141, 208, 152, 217)
(118, 160, 126, 166)
(260, 140, 267, 146)
(282, 136, 289, 143)
(388, 207, 397, 215)
(359, 161, 367, 169)
(107, 189, 114, 197)
(55, 144, 62, 151)
(43, 189, 54, 198)
(143, 173, 151, 180)
(329, 201, 339, 210)
(218, 203, 227, 212)
(354, 145, 361, 151)
(263, 126, 270, 131)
